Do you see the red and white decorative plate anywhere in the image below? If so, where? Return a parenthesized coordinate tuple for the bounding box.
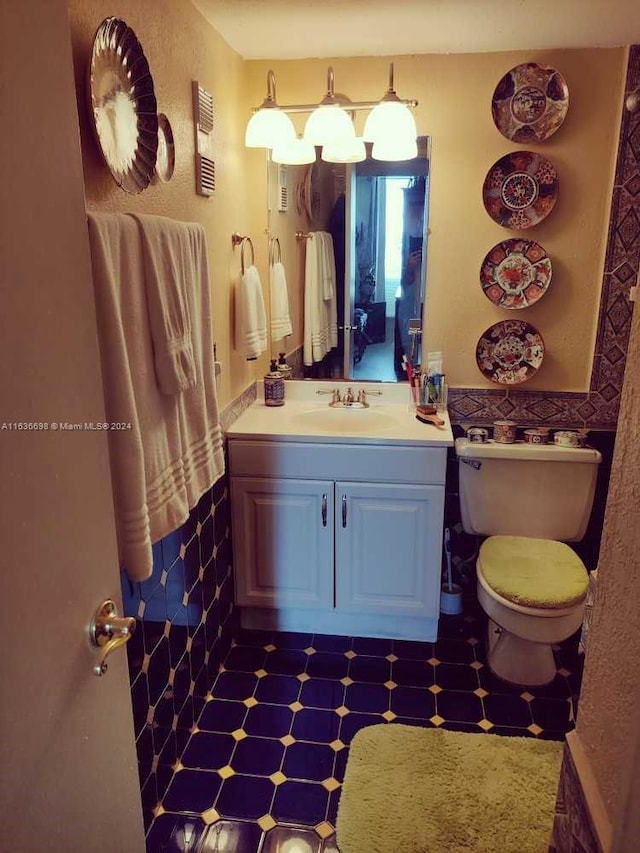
(480, 238, 552, 309)
(476, 319, 545, 385)
(492, 63, 569, 143)
(482, 151, 559, 229)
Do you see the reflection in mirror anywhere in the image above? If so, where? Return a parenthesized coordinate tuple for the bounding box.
(344, 138, 430, 382)
(264, 139, 430, 383)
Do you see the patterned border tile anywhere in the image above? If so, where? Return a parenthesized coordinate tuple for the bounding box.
(219, 383, 257, 432)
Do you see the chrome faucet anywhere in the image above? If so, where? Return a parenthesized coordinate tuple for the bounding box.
(343, 387, 355, 405)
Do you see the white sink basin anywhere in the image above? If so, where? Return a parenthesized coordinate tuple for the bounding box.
(292, 406, 398, 434)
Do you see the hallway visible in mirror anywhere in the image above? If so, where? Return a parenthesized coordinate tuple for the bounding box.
(345, 138, 430, 381)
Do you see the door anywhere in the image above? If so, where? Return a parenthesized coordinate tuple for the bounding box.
(0, 3, 144, 849)
(231, 478, 334, 609)
(335, 481, 443, 618)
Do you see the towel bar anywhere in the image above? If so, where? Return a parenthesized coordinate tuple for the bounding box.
(231, 231, 248, 247)
(269, 236, 282, 265)
(232, 233, 255, 273)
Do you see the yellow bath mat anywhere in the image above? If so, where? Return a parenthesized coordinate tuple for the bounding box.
(336, 724, 563, 853)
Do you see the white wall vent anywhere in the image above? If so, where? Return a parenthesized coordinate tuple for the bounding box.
(192, 81, 215, 197)
(196, 154, 216, 197)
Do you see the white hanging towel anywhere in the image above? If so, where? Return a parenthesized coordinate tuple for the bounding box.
(303, 232, 338, 366)
(320, 231, 336, 300)
(86, 212, 225, 582)
(235, 264, 267, 360)
(129, 213, 197, 395)
(269, 260, 293, 340)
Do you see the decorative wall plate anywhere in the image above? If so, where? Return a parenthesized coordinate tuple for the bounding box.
(492, 63, 569, 143)
(89, 17, 158, 194)
(154, 113, 175, 183)
(480, 238, 552, 309)
(482, 151, 558, 229)
(476, 319, 545, 385)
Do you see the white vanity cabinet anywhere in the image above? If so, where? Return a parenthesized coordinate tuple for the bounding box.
(231, 477, 334, 610)
(228, 438, 447, 641)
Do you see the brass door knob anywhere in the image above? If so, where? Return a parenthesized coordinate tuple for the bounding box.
(89, 599, 136, 677)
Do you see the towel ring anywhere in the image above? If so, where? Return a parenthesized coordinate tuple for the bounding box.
(269, 236, 282, 266)
(240, 236, 255, 274)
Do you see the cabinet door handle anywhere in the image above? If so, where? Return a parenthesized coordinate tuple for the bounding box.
(342, 494, 347, 528)
(322, 493, 328, 527)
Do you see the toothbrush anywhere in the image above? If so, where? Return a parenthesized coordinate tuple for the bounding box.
(444, 527, 454, 592)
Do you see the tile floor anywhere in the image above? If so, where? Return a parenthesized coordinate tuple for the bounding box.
(146, 610, 582, 852)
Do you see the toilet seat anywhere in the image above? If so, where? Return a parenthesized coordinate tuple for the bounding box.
(478, 535, 589, 610)
(476, 536, 588, 685)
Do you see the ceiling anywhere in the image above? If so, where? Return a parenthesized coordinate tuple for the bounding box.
(192, 0, 640, 60)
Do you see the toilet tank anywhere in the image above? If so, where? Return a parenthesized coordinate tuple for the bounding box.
(455, 438, 602, 541)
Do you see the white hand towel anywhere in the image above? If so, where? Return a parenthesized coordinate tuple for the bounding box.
(129, 213, 197, 396)
(269, 260, 293, 340)
(235, 264, 267, 360)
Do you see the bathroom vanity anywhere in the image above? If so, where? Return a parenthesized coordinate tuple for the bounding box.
(226, 381, 453, 641)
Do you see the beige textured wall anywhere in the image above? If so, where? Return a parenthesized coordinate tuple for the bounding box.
(577, 286, 640, 831)
(67, 0, 270, 407)
(246, 49, 625, 390)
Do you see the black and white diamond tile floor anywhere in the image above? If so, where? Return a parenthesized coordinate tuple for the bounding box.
(146, 613, 581, 852)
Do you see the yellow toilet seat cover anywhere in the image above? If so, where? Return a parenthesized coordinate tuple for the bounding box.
(478, 536, 589, 609)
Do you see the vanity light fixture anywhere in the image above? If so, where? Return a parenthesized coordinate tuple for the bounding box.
(245, 63, 418, 165)
(245, 70, 296, 148)
(321, 136, 366, 164)
(272, 136, 316, 165)
(364, 62, 418, 159)
(303, 67, 356, 146)
(371, 135, 418, 162)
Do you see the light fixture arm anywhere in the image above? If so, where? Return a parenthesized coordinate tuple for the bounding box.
(326, 67, 335, 98)
(274, 96, 418, 115)
(257, 69, 280, 111)
(267, 69, 277, 102)
(319, 66, 342, 107)
(381, 62, 402, 104)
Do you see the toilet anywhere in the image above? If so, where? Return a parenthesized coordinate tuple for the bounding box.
(455, 437, 602, 686)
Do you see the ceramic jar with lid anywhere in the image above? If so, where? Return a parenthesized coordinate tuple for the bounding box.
(493, 420, 517, 444)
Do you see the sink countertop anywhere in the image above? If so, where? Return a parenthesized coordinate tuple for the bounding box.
(225, 380, 454, 447)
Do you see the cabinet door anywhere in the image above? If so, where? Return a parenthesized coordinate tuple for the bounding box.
(231, 477, 334, 609)
(335, 481, 444, 618)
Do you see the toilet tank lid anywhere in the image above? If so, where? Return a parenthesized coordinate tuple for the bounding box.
(455, 438, 602, 464)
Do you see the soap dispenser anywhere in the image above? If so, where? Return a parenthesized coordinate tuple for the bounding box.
(264, 359, 285, 407)
(277, 352, 293, 380)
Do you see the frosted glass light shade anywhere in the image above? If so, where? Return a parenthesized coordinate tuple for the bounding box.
(304, 105, 355, 146)
(321, 137, 366, 163)
(245, 108, 296, 148)
(363, 101, 417, 143)
(272, 137, 317, 165)
(372, 136, 418, 162)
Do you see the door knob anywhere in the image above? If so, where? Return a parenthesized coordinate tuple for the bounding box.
(89, 599, 136, 677)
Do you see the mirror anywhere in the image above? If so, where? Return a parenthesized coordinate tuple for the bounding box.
(265, 137, 430, 382)
(344, 138, 430, 381)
